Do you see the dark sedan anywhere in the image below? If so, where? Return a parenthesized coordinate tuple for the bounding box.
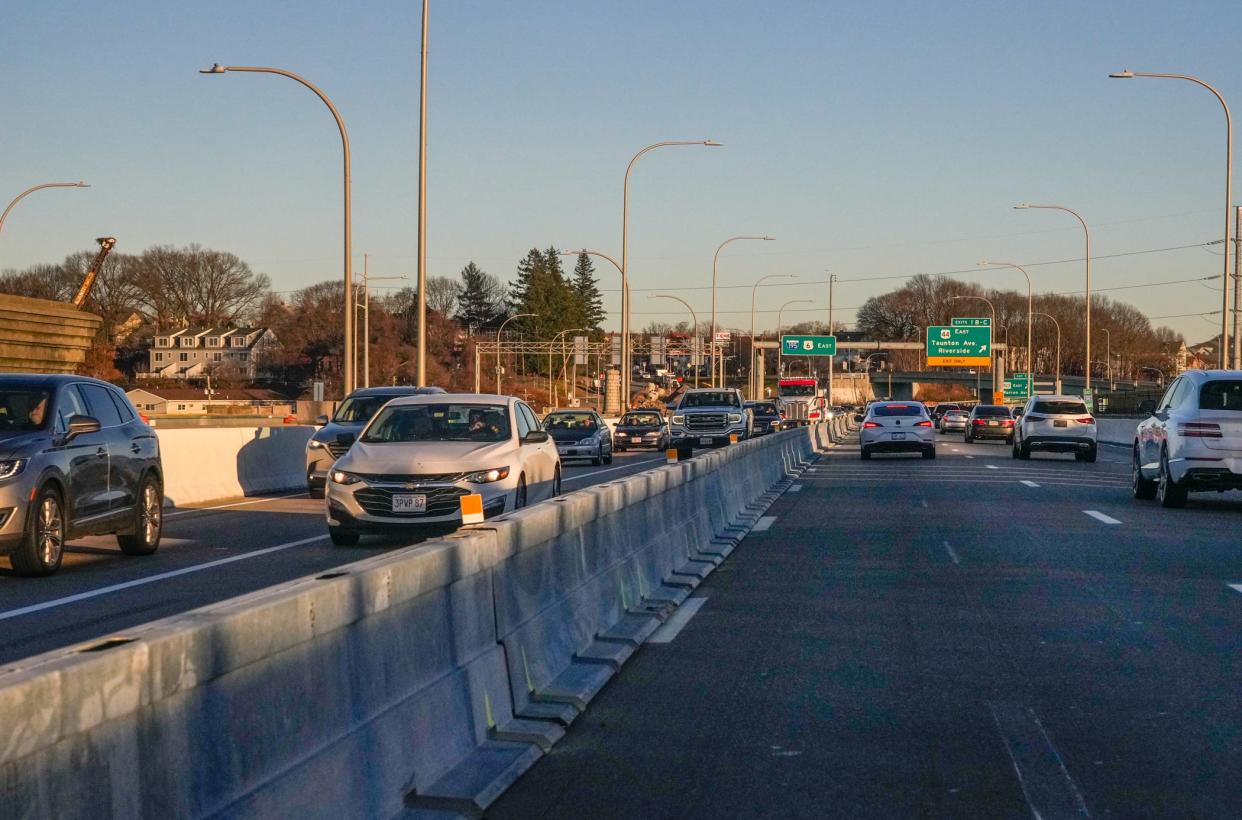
(613, 410, 669, 451)
(964, 404, 1015, 444)
(745, 401, 784, 435)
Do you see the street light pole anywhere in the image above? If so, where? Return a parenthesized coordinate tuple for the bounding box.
(775, 298, 813, 380)
(1033, 312, 1062, 394)
(980, 261, 1034, 400)
(828, 273, 837, 409)
(749, 273, 796, 399)
(1014, 204, 1091, 386)
(710, 235, 774, 387)
(200, 63, 355, 397)
(495, 313, 536, 394)
(949, 294, 998, 397)
(1110, 69, 1232, 368)
(622, 140, 722, 408)
(415, 0, 431, 386)
(0, 181, 89, 238)
(1100, 328, 1112, 386)
(650, 294, 700, 388)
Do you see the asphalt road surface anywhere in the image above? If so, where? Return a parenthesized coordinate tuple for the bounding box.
(491, 433, 1242, 818)
(0, 450, 669, 666)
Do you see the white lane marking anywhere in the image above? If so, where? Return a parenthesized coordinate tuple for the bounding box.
(562, 456, 666, 484)
(943, 541, 960, 565)
(986, 465, 999, 470)
(951, 448, 960, 453)
(1083, 510, 1121, 525)
(788, 484, 803, 493)
(1021, 480, 1041, 488)
(165, 491, 310, 518)
(965, 455, 975, 460)
(647, 596, 708, 644)
(1227, 583, 1242, 596)
(752, 516, 776, 532)
(988, 702, 1092, 819)
(0, 535, 329, 622)
(920, 499, 929, 509)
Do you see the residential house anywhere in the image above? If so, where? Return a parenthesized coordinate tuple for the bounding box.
(143, 327, 277, 380)
(126, 387, 295, 416)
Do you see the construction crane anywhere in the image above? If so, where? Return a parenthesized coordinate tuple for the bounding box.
(71, 236, 117, 307)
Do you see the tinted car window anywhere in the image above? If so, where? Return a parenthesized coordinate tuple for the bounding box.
(333, 396, 390, 423)
(519, 403, 541, 432)
(873, 405, 923, 418)
(1032, 400, 1087, 415)
(79, 383, 124, 427)
(972, 406, 1011, 418)
(748, 403, 779, 415)
(544, 412, 598, 431)
(680, 392, 741, 408)
(621, 412, 663, 426)
(0, 388, 52, 432)
(54, 385, 88, 432)
(1199, 380, 1242, 412)
(108, 388, 136, 422)
(515, 405, 533, 438)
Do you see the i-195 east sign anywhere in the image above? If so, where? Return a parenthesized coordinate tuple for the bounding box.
(926, 325, 991, 367)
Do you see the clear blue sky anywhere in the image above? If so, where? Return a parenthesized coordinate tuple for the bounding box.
(4, 0, 1240, 342)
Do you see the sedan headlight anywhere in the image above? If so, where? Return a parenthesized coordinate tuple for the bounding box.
(578, 437, 598, 445)
(0, 459, 26, 481)
(671, 414, 685, 425)
(466, 466, 510, 484)
(307, 439, 327, 450)
(728, 413, 743, 424)
(330, 469, 361, 485)
(616, 431, 628, 437)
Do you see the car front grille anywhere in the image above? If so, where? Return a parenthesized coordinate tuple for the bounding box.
(354, 485, 470, 518)
(354, 472, 466, 484)
(326, 440, 351, 459)
(685, 413, 728, 430)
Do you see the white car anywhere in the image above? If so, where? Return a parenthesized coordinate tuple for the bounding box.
(1133, 370, 1242, 508)
(324, 394, 561, 545)
(1012, 395, 1097, 461)
(858, 401, 936, 460)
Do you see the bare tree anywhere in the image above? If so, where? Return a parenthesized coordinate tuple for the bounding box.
(426, 275, 458, 316)
(134, 244, 270, 328)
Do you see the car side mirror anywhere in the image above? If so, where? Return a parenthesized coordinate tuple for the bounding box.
(316, 414, 330, 426)
(524, 430, 550, 444)
(335, 432, 356, 446)
(1137, 399, 1156, 416)
(62, 414, 101, 443)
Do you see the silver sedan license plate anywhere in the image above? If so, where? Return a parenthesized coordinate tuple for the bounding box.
(891, 432, 906, 441)
(393, 494, 427, 513)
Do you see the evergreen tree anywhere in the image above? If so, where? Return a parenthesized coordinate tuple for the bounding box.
(454, 262, 506, 331)
(569, 252, 606, 332)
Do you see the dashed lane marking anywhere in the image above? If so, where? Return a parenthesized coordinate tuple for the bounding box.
(1083, 510, 1122, 525)
(752, 516, 777, 532)
(647, 597, 708, 644)
(1021, 480, 1041, 488)
(0, 535, 330, 622)
(986, 465, 999, 470)
(1227, 584, 1242, 596)
(943, 541, 960, 565)
(788, 484, 803, 493)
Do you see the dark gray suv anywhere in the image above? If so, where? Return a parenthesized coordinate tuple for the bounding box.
(0, 375, 163, 576)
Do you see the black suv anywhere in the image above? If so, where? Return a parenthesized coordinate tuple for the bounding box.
(0, 375, 163, 576)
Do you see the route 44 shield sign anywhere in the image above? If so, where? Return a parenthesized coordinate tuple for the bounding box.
(926, 325, 991, 367)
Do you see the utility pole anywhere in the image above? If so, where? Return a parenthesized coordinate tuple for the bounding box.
(828, 273, 836, 408)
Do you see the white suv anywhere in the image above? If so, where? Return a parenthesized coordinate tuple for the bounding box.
(1133, 370, 1242, 508)
(1012, 395, 1097, 462)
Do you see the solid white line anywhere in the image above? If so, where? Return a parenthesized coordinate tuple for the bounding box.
(1227, 583, 1242, 596)
(647, 597, 708, 644)
(989, 702, 1092, 819)
(752, 516, 777, 532)
(986, 465, 999, 470)
(0, 535, 329, 622)
(1021, 480, 1041, 488)
(562, 456, 666, 483)
(1083, 510, 1121, 525)
(788, 484, 803, 493)
(165, 491, 310, 518)
(943, 541, 960, 565)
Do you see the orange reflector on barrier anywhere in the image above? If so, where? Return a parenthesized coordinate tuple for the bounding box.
(460, 493, 485, 524)
(666, 448, 678, 464)
(729, 433, 738, 444)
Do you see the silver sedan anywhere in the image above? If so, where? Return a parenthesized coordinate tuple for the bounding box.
(858, 401, 937, 460)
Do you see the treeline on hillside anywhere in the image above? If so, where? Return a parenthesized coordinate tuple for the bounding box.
(0, 244, 608, 391)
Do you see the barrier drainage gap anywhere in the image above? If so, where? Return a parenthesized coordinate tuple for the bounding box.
(77, 636, 138, 653)
(315, 571, 350, 580)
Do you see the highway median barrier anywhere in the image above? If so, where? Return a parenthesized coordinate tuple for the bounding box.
(0, 424, 825, 819)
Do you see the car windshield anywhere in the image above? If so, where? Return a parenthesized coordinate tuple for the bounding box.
(1032, 400, 1087, 415)
(360, 403, 510, 443)
(748, 403, 779, 415)
(1199, 380, 1242, 412)
(680, 392, 741, 408)
(873, 404, 923, 418)
(974, 405, 1011, 418)
(333, 395, 393, 424)
(621, 413, 662, 426)
(778, 384, 817, 397)
(544, 413, 599, 435)
(0, 388, 51, 432)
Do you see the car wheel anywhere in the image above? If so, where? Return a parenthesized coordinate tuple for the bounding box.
(329, 526, 360, 546)
(1157, 448, 1188, 508)
(308, 482, 325, 500)
(922, 446, 936, 460)
(1019, 440, 1031, 460)
(604, 447, 613, 465)
(118, 475, 163, 556)
(552, 466, 562, 497)
(1011, 437, 1020, 459)
(11, 485, 66, 576)
(1132, 444, 1157, 500)
(860, 446, 871, 461)
(963, 432, 971, 444)
(1083, 444, 1097, 463)
(514, 475, 529, 509)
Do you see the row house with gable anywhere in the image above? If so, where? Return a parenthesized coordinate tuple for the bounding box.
(143, 327, 278, 380)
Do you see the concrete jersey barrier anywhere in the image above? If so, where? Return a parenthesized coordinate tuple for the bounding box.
(0, 425, 825, 819)
(155, 425, 312, 506)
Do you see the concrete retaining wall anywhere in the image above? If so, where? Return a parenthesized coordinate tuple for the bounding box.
(155, 425, 313, 506)
(1096, 416, 1140, 447)
(0, 425, 829, 819)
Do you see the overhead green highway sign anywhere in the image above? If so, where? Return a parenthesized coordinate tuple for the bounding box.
(780, 335, 837, 356)
(926, 325, 991, 367)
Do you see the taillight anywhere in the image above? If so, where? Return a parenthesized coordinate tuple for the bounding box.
(1180, 422, 1222, 438)
(862, 421, 881, 429)
(915, 420, 932, 427)
(1076, 417, 1095, 424)
(1024, 414, 1045, 422)
(973, 419, 986, 425)
(1003, 419, 1014, 426)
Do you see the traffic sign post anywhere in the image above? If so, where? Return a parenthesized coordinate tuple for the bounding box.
(780, 335, 837, 356)
(926, 325, 991, 367)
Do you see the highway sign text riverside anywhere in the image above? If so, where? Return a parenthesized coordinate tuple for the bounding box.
(926, 325, 990, 367)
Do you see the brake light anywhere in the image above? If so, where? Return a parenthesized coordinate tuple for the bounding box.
(1180, 422, 1222, 438)
(1002, 419, 1014, 426)
(973, 419, 986, 425)
(1023, 414, 1045, 422)
(862, 421, 881, 429)
(915, 420, 932, 427)
(1076, 417, 1095, 424)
